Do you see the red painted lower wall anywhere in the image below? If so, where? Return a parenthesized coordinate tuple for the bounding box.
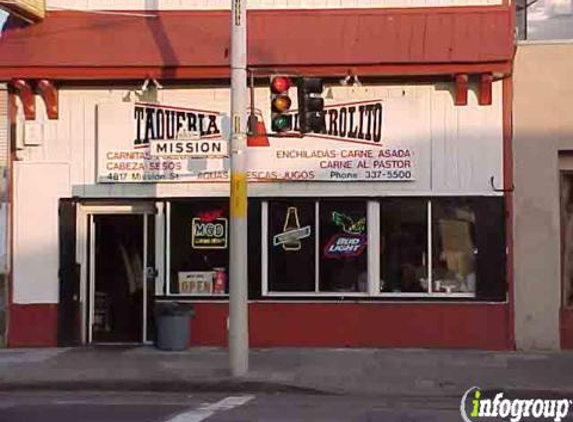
(560, 309, 573, 349)
(8, 302, 510, 349)
(190, 303, 229, 346)
(8, 303, 58, 347)
(191, 302, 510, 350)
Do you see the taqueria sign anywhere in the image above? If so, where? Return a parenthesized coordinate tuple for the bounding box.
(96, 93, 428, 183)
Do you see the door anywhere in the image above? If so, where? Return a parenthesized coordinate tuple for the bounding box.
(561, 171, 573, 348)
(58, 199, 81, 346)
(87, 212, 156, 343)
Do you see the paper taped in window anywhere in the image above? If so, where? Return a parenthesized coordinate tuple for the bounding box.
(439, 219, 475, 277)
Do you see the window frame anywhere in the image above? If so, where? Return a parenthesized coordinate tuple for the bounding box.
(262, 199, 372, 298)
(165, 199, 230, 298)
(559, 169, 573, 309)
(517, 1, 573, 42)
(261, 198, 490, 299)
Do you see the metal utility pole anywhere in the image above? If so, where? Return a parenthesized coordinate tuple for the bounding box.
(229, 0, 249, 377)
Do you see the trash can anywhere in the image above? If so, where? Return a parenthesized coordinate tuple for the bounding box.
(154, 302, 194, 351)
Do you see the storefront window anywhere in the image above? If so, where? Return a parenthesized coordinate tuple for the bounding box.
(266, 199, 368, 294)
(262, 197, 505, 300)
(319, 201, 367, 293)
(268, 200, 316, 292)
(169, 201, 229, 296)
(380, 199, 427, 293)
(517, 0, 573, 41)
(432, 199, 477, 295)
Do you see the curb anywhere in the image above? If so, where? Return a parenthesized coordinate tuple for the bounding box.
(0, 380, 335, 395)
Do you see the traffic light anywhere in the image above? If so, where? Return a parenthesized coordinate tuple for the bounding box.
(297, 77, 325, 133)
(270, 76, 293, 133)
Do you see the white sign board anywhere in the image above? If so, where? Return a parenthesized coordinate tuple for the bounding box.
(150, 139, 228, 157)
(97, 90, 429, 183)
(97, 102, 230, 183)
(243, 98, 421, 182)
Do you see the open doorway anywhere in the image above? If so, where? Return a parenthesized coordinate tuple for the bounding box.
(91, 214, 145, 343)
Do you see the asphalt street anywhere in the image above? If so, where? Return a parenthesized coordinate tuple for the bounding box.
(0, 391, 466, 422)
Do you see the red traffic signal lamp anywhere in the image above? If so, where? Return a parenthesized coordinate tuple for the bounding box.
(271, 76, 292, 94)
(297, 77, 325, 133)
(270, 76, 293, 133)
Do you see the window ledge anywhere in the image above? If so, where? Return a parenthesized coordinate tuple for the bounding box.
(251, 299, 508, 304)
(518, 39, 573, 46)
(264, 292, 476, 299)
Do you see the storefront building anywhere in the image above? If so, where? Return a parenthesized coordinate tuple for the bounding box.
(511, 1, 573, 351)
(0, 0, 514, 348)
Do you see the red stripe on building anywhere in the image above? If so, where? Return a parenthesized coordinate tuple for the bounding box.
(0, 7, 513, 80)
(190, 302, 510, 350)
(8, 304, 58, 347)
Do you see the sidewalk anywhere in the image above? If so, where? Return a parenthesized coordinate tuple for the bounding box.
(0, 347, 572, 397)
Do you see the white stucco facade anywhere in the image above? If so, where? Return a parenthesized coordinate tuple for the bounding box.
(10, 81, 503, 306)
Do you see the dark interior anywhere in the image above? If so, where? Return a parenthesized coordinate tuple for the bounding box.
(92, 214, 144, 343)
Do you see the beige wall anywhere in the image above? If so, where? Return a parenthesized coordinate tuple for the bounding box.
(513, 43, 573, 350)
